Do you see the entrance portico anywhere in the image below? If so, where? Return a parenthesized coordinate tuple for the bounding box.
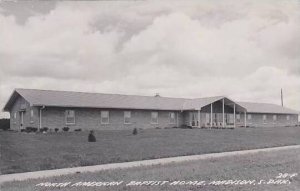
(188, 97, 247, 128)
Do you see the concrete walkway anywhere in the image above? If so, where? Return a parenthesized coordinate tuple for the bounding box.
(1, 144, 300, 183)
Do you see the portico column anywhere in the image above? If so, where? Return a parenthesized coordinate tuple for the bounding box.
(210, 103, 213, 128)
(222, 98, 225, 128)
(244, 111, 247, 128)
(233, 103, 236, 128)
(198, 109, 201, 128)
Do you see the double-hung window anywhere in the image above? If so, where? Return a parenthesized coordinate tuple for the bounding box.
(247, 114, 252, 120)
(263, 115, 267, 123)
(30, 109, 34, 123)
(65, 110, 75, 125)
(273, 115, 277, 121)
(287, 115, 290, 121)
(101, 111, 109, 124)
(151, 112, 158, 124)
(124, 111, 131, 124)
(169, 112, 176, 124)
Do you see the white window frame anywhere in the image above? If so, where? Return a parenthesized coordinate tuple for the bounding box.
(13, 112, 17, 124)
(247, 114, 252, 120)
(151, 112, 158, 124)
(101, 111, 109, 124)
(273, 115, 277, 121)
(169, 112, 176, 124)
(65, 110, 75, 125)
(30, 109, 34, 123)
(124, 111, 131, 124)
(263, 114, 267, 123)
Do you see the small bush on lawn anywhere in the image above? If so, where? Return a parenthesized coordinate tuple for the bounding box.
(62, 127, 69, 132)
(179, 125, 193, 129)
(40, 127, 49, 133)
(132, 128, 138, 135)
(88, 130, 96, 142)
(54, 128, 59, 132)
(74, 128, 82, 132)
(25, 127, 38, 133)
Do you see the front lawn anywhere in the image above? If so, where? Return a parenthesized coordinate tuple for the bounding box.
(2, 145, 300, 191)
(1, 127, 300, 174)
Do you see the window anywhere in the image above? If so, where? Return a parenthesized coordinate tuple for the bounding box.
(124, 111, 131, 124)
(101, 111, 109, 124)
(287, 115, 290, 121)
(169, 112, 176, 124)
(30, 109, 34, 123)
(273, 115, 277, 121)
(151, 112, 158, 124)
(14, 112, 17, 119)
(247, 114, 252, 120)
(65, 110, 75, 124)
(263, 115, 267, 123)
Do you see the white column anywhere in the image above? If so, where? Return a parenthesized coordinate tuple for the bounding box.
(198, 109, 201, 128)
(39, 109, 42, 130)
(222, 98, 225, 128)
(210, 103, 213, 128)
(21, 112, 24, 130)
(233, 103, 236, 128)
(244, 111, 247, 128)
(176, 112, 179, 127)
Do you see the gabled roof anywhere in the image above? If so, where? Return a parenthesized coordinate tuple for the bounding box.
(238, 102, 299, 115)
(3, 89, 298, 115)
(3, 89, 243, 112)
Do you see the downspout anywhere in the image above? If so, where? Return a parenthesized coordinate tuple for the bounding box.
(39, 106, 45, 131)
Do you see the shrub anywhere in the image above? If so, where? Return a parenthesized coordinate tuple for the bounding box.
(88, 130, 96, 142)
(20, 129, 25, 132)
(54, 128, 59, 132)
(179, 125, 192, 129)
(74, 128, 82, 132)
(62, 127, 69, 132)
(40, 127, 49, 133)
(25, 127, 38, 133)
(132, 128, 138, 135)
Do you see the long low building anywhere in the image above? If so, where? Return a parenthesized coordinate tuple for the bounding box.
(3, 89, 299, 131)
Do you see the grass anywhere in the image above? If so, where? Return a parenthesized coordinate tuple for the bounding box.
(2, 146, 300, 191)
(1, 127, 300, 174)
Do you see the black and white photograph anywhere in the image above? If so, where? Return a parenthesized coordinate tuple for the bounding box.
(0, 0, 300, 190)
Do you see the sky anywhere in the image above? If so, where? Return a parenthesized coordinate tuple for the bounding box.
(0, 0, 300, 118)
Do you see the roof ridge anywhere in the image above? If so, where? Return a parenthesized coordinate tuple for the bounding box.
(15, 88, 224, 100)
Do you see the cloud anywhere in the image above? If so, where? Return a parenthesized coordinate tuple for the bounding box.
(0, 0, 300, 118)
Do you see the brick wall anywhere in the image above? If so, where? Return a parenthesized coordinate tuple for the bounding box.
(41, 107, 184, 130)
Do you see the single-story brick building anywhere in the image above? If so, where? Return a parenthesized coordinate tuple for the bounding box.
(3, 89, 299, 131)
